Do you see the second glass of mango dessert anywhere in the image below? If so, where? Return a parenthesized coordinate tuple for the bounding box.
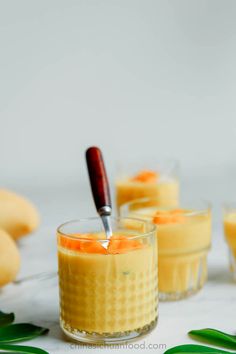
(121, 198, 211, 301)
(223, 203, 236, 281)
(57, 217, 158, 344)
(115, 159, 179, 212)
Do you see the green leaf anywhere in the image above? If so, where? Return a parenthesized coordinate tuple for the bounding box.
(0, 324, 49, 343)
(0, 343, 49, 353)
(189, 329, 236, 350)
(0, 312, 15, 327)
(164, 344, 234, 354)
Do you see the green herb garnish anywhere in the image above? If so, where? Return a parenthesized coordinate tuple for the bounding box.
(164, 328, 236, 354)
(189, 329, 236, 350)
(164, 344, 234, 354)
(0, 311, 15, 327)
(0, 343, 49, 353)
(0, 310, 49, 353)
(0, 323, 48, 343)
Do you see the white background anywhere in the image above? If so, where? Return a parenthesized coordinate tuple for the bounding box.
(1, 0, 236, 190)
(1, 1, 236, 353)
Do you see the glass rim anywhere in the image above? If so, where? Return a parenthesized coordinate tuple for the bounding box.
(115, 158, 180, 178)
(57, 216, 157, 241)
(120, 197, 211, 217)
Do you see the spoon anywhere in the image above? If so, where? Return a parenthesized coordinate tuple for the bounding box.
(86, 146, 113, 243)
(14, 147, 112, 285)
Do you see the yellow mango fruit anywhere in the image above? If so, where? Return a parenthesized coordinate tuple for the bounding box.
(0, 229, 20, 286)
(0, 189, 39, 240)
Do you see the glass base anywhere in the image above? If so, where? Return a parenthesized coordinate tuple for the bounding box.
(229, 247, 236, 282)
(159, 252, 207, 301)
(159, 285, 203, 301)
(60, 317, 158, 345)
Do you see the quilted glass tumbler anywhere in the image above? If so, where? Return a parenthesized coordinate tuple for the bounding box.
(57, 217, 158, 344)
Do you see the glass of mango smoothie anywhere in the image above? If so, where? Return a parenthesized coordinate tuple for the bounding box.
(120, 199, 211, 301)
(57, 217, 158, 344)
(223, 203, 236, 281)
(115, 159, 179, 212)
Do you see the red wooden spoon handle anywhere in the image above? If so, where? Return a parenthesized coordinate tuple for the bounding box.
(86, 146, 112, 214)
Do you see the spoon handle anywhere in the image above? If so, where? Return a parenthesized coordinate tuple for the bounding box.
(86, 146, 112, 216)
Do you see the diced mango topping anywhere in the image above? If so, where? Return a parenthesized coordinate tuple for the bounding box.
(108, 235, 143, 254)
(80, 240, 108, 254)
(59, 233, 94, 251)
(131, 170, 159, 183)
(59, 233, 143, 254)
(152, 209, 186, 225)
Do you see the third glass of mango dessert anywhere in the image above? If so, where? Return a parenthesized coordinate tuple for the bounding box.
(223, 203, 236, 281)
(57, 217, 158, 344)
(121, 199, 211, 301)
(115, 159, 179, 212)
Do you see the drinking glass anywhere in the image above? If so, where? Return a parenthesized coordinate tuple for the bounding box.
(57, 217, 158, 344)
(115, 159, 179, 212)
(120, 198, 211, 301)
(223, 203, 236, 281)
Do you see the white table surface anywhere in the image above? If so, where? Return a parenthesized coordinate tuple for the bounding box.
(1, 183, 236, 354)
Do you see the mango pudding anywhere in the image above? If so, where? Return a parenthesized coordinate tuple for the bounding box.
(223, 206, 236, 280)
(121, 199, 211, 301)
(116, 163, 179, 211)
(57, 218, 158, 344)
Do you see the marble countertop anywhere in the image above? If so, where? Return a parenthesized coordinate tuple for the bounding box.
(1, 185, 236, 354)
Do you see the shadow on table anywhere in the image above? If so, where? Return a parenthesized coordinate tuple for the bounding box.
(208, 265, 232, 285)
